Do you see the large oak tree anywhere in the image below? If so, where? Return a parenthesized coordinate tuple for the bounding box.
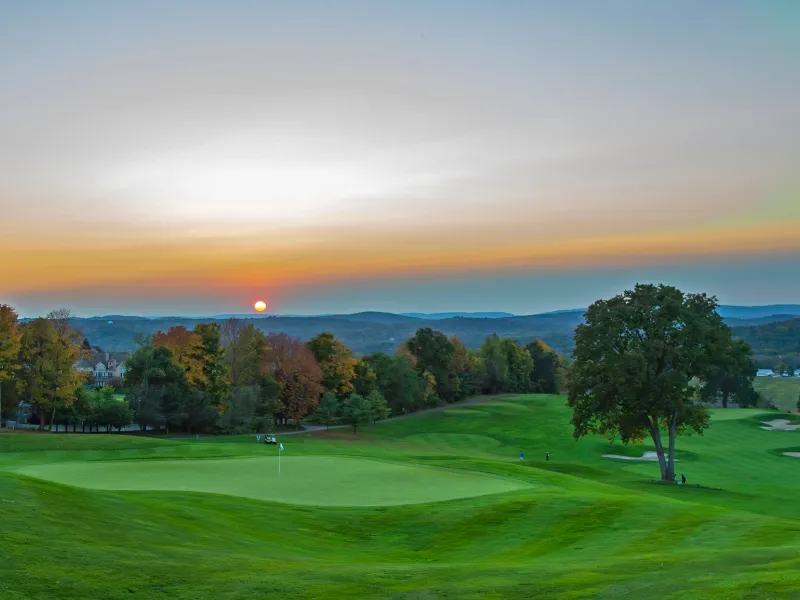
(568, 284, 741, 482)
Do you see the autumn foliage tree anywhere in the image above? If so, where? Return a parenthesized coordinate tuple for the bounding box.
(263, 333, 323, 424)
(153, 326, 205, 386)
(0, 304, 22, 425)
(307, 332, 357, 398)
(17, 313, 83, 430)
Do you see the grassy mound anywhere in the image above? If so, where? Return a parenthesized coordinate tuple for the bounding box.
(14, 455, 530, 506)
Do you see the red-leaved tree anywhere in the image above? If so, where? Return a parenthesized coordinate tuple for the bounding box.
(262, 333, 323, 423)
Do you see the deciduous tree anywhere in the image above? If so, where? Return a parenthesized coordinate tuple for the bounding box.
(0, 304, 22, 426)
(220, 318, 247, 386)
(194, 322, 228, 409)
(568, 284, 737, 481)
(263, 333, 323, 424)
(700, 338, 757, 408)
(153, 326, 205, 386)
(407, 328, 456, 402)
(526, 339, 567, 394)
(124, 344, 188, 433)
(17, 315, 82, 430)
(307, 332, 357, 398)
(352, 360, 378, 396)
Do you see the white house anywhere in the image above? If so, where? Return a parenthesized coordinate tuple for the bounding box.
(756, 369, 774, 377)
(74, 348, 129, 385)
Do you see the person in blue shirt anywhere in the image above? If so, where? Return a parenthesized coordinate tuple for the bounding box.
(519, 451, 524, 461)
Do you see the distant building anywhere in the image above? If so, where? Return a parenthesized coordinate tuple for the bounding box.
(73, 345, 129, 386)
(795, 369, 800, 377)
(17, 401, 32, 424)
(756, 369, 774, 377)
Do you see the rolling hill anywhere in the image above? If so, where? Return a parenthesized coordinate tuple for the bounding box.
(52, 306, 800, 359)
(2, 395, 799, 598)
(733, 317, 800, 369)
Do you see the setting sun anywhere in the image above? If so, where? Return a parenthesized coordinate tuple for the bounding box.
(254, 300, 267, 312)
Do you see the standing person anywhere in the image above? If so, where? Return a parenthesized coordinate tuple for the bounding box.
(519, 451, 524, 461)
(681, 473, 686, 485)
(546, 452, 550, 461)
(256, 434, 261, 443)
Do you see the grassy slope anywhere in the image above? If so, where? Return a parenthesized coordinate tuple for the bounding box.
(1, 396, 800, 599)
(754, 376, 800, 411)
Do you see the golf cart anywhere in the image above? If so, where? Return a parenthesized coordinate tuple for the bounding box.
(263, 435, 277, 445)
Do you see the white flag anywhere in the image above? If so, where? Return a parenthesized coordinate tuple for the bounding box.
(279, 443, 284, 451)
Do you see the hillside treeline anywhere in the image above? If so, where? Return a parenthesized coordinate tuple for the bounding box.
(733, 318, 800, 372)
(0, 304, 567, 434)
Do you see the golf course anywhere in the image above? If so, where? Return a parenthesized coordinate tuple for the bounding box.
(2, 394, 800, 599)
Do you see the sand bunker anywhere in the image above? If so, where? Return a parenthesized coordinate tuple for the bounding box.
(602, 451, 677, 462)
(760, 420, 799, 431)
(783, 452, 800, 458)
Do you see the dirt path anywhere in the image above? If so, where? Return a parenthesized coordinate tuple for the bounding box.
(280, 394, 513, 435)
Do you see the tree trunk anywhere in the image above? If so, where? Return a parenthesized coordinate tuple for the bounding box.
(666, 410, 678, 482)
(721, 390, 729, 409)
(646, 417, 669, 481)
(50, 406, 57, 432)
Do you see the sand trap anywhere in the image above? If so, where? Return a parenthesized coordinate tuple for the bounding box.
(783, 452, 800, 458)
(602, 451, 677, 462)
(760, 420, 799, 431)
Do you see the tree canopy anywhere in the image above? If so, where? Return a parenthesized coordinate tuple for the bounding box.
(568, 284, 745, 481)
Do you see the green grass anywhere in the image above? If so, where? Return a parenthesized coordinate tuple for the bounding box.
(754, 376, 800, 411)
(1, 395, 800, 599)
(13, 455, 530, 506)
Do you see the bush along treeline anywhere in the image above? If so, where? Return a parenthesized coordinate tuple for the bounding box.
(0, 303, 569, 434)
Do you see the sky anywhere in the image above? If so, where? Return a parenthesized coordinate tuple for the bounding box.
(1, 0, 798, 317)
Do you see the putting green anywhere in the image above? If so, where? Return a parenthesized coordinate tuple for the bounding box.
(14, 456, 530, 506)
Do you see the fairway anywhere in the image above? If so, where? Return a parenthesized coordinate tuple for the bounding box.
(4, 395, 800, 599)
(14, 456, 531, 506)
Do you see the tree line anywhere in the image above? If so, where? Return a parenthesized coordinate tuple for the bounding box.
(0, 304, 567, 434)
(1, 283, 766, 485)
(732, 317, 800, 374)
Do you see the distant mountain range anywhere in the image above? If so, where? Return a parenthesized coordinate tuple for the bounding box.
(28, 304, 799, 358)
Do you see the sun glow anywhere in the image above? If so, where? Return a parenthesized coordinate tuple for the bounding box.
(254, 300, 267, 312)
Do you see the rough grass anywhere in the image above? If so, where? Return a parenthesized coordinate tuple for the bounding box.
(1, 395, 800, 599)
(754, 376, 800, 411)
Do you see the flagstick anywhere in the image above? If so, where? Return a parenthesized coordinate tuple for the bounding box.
(278, 443, 281, 476)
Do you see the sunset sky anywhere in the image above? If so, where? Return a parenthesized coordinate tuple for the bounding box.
(2, 1, 798, 317)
